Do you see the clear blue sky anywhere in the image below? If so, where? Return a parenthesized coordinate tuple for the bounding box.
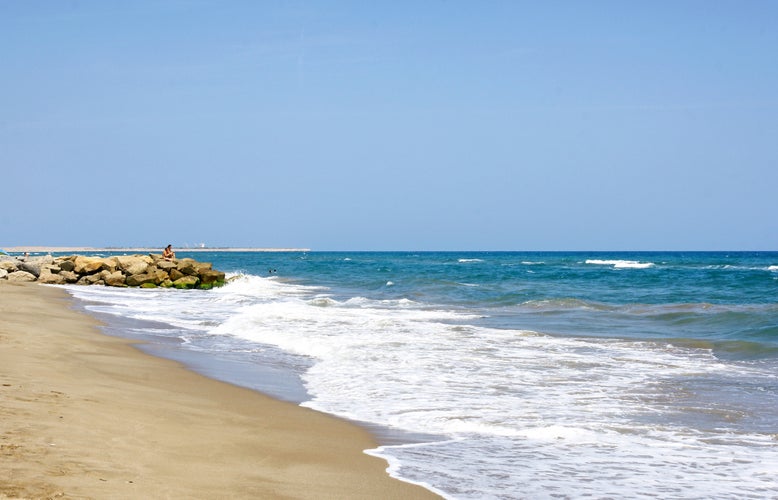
(2, 1, 776, 250)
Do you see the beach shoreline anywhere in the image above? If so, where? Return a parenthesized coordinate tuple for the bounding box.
(0, 282, 438, 499)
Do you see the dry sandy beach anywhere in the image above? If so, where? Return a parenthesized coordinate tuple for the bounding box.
(0, 282, 438, 499)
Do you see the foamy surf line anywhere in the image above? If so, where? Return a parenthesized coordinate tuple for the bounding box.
(66, 285, 312, 404)
(585, 259, 655, 268)
(211, 279, 778, 497)
(62, 280, 448, 459)
(58, 268, 778, 499)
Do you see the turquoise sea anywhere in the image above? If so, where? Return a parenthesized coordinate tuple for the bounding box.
(63, 251, 778, 498)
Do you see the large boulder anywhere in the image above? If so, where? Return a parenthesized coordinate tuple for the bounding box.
(7, 271, 37, 282)
(0, 269, 7, 279)
(195, 262, 213, 272)
(100, 257, 120, 273)
(176, 259, 199, 276)
(38, 270, 66, 284)
(0, 260, 18, 272)
(199, 269, 225, 286)
(43, 264, 62, 274)
(56, 259, 75, 272)
(114, 256, 150, 275)
(156, 260, 177, 271)
(84, 273, 103, 284)
(18, 261, 41, 277)
(59, 271, 79, 283)
(104, 271, 127, 287)
(116, 255, 151, 272)
(172, 275, 199, 289)
(149, 253, 166, 264)
(126, 272, 158, 287)
(74, 256, 104, 275)
(169, 268, 185, 282)
(126, 261, 149, 276)
(152, 269, 169, 284)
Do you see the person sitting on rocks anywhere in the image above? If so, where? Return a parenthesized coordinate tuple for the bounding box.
(162, 245, 176, 260)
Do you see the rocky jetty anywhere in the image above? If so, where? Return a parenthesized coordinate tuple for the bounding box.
(0, 254, 226, 289)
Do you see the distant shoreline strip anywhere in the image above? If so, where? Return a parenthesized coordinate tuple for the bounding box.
(2, 247, 311, 253)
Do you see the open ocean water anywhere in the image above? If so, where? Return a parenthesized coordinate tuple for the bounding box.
(62, 251, 778, 499)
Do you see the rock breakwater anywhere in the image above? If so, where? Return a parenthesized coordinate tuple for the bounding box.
(0, 254, 226, 289)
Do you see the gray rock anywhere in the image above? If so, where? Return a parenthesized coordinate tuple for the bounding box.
(0, 269, 7, 279)
(18, 261, 41, 278)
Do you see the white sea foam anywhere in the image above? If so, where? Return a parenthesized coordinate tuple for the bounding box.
(63, 275, 778, 499)
(586, 259, 655, 269)
(768, 265, 778, 272)
(203, 280, 778, 496)
(458, 258, 484, 263)
(365, 441, 460, 500)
